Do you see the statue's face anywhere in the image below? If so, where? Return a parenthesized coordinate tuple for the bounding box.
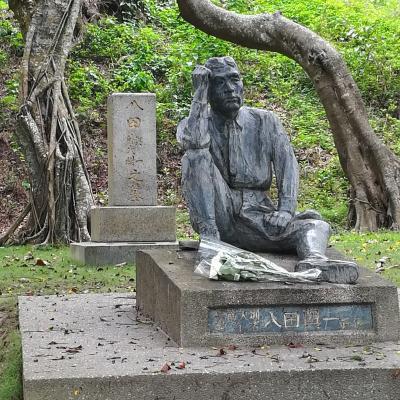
(208, 65, 244, 118)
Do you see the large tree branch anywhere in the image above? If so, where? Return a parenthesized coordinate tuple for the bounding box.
(177, 1, 274, 49)
(177, 0, 331, 54)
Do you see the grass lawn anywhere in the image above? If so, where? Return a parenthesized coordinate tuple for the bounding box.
(0, 245, 136, 297)
(0, 297, 20, 400)
(331, 231, 400, 286)
(0, 229, 399, 399)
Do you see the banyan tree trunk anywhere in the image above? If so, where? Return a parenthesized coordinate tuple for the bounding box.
(3, 0, 93, 244)
(176, 0, 400, 231)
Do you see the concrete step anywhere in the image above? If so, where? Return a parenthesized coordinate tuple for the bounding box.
(70, 241, 178, 266)
(19, 293, 400, 400)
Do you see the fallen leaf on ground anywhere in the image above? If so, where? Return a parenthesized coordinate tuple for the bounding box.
(161, 363, 171, 373)
(287, 342, 303, 348)
(176, 361, 186, 369)
(271, 354, 280, 362)
(392, 369, 400, 379)
(65, 345, 83, 353)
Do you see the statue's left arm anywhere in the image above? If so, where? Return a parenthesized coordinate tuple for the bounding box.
(271, 114, 299, 214)
(265, 112, 299, 231)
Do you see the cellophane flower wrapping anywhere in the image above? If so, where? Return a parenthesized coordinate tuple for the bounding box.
(194, 238, 321, 284)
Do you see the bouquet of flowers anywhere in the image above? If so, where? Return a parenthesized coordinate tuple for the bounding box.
(194, 238, 321, 284)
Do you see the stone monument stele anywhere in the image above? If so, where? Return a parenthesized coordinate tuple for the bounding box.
(70, 93, 178, 265)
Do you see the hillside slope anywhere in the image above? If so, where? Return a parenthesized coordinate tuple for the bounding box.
(0, 0, 399, 236)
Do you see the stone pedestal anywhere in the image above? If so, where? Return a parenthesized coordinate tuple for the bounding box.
(70, 93, 178, 266)
(90, 206, 176, 242)
(136, 248, 400, 347)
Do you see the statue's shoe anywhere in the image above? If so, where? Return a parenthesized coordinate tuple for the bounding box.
(295, 257, 359, 284)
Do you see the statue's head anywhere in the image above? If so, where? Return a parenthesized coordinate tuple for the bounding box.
(206, 56, 244, 119)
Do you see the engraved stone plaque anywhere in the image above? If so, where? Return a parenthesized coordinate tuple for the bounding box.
(208, 304, 373, 334)
(107, 93, 157, 206)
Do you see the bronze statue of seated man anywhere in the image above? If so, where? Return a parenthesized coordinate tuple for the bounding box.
(177, 56, 358, 284)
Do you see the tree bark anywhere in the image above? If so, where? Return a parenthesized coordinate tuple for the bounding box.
(176, 0, 400, 231)
(4, 0, 93, 244)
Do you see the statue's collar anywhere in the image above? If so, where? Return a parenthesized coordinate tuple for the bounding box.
(209, 107, 244, 131)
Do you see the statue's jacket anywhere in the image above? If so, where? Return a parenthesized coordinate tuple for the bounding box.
(177, 106, 300, 216)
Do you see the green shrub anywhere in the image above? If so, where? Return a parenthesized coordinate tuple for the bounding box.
(112, 26, 162, 92)
(0, 48, 7, 68)
(0, 76, 19, 112)
(0, 14, 23, 54)
(67, 61, 111, 112)
(298, 155, 348, 228)
(74, 17, 137, 61)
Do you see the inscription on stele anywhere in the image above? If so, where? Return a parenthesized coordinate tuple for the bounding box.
(126, 120, 144, 202)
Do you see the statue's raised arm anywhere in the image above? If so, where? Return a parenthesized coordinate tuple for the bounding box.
(177, 66, 211, 150)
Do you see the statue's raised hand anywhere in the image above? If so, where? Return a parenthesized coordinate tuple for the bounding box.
(192, 66, 211, 103)
(180, 65, 211, 149)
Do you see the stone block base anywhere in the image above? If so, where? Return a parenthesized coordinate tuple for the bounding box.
(70, 241, 178, 266)
(19, 294, 400, 400)
(136, 249, 400, 347)
(90, 206, 176, 242)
